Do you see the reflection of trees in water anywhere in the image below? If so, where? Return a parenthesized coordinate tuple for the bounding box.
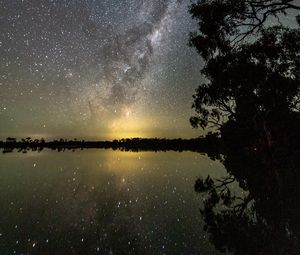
(195, 130, 300, 254)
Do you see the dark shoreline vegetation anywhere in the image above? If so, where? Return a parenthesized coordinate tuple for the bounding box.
(0, 134, 222, 155)
(187, 1, 300, 254)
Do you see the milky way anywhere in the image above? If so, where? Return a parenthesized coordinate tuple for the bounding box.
(0, 0, 203, 139)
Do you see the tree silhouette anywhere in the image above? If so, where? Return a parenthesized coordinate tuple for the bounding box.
(189, 0, 300, 137)
(190, 1, 300, 254)
(189, 0, 300, 59)
(190, 26, 300, 135)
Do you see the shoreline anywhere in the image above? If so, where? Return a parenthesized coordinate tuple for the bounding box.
(0, 136, 222, 154)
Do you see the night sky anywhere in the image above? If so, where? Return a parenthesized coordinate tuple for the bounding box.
(0, 0, 204, 140)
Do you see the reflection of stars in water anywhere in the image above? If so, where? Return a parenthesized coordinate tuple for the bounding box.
(0, 151, 230, 253)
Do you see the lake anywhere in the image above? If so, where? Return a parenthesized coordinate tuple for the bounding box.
(0, 149, 229, 255)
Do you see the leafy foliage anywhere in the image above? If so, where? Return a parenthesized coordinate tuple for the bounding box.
(191, 26, 300, 130)
(190, 0, 300, 59)
(190, 0, 300, 132)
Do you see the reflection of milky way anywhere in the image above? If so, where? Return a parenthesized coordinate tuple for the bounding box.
(0, 151, 225, 254)
(0, 0, 202, 138)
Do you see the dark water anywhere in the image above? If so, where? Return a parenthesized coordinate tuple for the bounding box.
(0, 150, 231, 255)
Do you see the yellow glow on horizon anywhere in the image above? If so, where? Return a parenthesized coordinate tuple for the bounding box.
(108, 109, 153, 139)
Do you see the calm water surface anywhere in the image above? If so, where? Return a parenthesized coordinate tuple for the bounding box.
(0, 150, 228, 254)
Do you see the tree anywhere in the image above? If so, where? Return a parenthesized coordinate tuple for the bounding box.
(5, 137, 16, 143)
(190, 26, 300, 132)
(189, 0, 300, 134)
(189, 2, 300, 253)
(189, 0, 300, 60)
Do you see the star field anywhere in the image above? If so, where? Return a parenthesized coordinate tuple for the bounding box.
(0, 0, 203, 140)
(0, 150, 226, 254)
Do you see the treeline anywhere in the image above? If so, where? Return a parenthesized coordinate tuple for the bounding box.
(0, 134, 222, 155)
